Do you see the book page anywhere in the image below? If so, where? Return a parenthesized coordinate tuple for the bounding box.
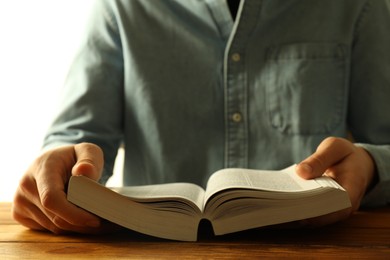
(205, 165, 321, 202)
(110, 182, 205, 211)
(68, 176, 202, 241)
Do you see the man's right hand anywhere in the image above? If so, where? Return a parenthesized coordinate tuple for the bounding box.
(12, 143, 116, 234)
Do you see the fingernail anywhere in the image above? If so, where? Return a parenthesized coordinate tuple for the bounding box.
(299, 163, 313, 174)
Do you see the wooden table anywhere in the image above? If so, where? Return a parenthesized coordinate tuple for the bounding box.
(1, 202, 390, 259)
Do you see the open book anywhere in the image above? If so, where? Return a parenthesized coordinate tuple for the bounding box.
(67, 165, 351, 241)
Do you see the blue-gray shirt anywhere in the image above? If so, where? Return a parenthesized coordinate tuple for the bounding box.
(44, 0, 390, 207)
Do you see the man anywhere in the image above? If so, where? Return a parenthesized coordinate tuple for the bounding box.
(13, 0, 390, 234)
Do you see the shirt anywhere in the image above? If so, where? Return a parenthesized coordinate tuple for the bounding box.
(44, 0, 390, 207)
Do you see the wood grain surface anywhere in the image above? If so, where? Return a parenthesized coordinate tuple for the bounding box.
(1, 202, 389, 259)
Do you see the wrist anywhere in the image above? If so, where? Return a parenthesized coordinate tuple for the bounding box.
(357, 146, 377, 194)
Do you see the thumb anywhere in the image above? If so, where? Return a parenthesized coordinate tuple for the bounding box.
(296, 137, 354, 179)
(71, 143, 104, 181)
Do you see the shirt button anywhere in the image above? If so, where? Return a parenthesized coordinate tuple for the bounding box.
(231, 53, 241, 62)
(232, 112, 242, 123)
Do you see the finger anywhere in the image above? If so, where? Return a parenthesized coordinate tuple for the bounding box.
(72, 143, 104, 181)
(13, 191, 63, 234)
(37, 182, 102, 229)
(15, 172, 62, 223)
(12, 198, 46, 231)
(16, 191, 102, 234)
(296, 137, 354, 179)
(33, 147, 102, 229)
(52, 217, 124, 234)
(323, 162, 367, 212)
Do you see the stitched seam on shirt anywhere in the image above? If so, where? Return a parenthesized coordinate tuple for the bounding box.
(353, 0, 372, 41)
(223, 0, 262, 168)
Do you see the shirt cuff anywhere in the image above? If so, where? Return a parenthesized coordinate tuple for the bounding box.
(356, 143, 390, 207)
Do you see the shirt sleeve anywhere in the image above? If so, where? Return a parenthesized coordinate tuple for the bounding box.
(349, 0, 390, 207)
(43, 0, 124, 183)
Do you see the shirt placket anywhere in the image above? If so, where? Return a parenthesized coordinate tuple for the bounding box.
(224, 0, 262, 168)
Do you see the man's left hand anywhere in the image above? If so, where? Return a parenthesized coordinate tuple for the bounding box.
(295, 137, 376, 226)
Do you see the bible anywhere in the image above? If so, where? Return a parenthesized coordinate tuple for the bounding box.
(67, 165, 351, 241)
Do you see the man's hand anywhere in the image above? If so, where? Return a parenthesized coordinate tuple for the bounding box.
(12, 143, 117, 234)
(295, 137, 376, 227)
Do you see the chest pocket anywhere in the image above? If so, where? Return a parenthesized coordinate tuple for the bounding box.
(265, 43, 349, 135)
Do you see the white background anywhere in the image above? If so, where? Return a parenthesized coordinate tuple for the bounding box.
(0, 0, 122, 202)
